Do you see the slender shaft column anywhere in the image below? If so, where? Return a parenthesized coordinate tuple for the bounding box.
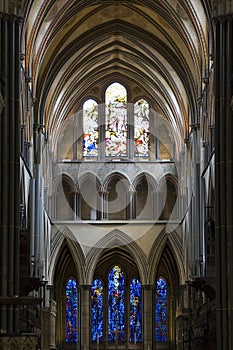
(0, 11, 21, 334)
(142, 285, 154, 349)
(79, 285, 91, 350)
(102, 191, 108, 220)
(214, 14, 233, 350)
(129, 190, 136, 219)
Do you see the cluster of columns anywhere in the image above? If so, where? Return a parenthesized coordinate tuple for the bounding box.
(214, 10, 233, 350)
(0, 10, 21, 335)
(51, 186, 178, 221)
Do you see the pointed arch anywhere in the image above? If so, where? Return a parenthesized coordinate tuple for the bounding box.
(133, 172, 157, 220)
(49, 228, 86, 286)
(157, 174, 179, 220)
(148, 228, 184, 285)
(85, 229, 147, 285)
(103, 172, 131, 220)
(54, 174, 76, 220)
(77, 173, 102, 220)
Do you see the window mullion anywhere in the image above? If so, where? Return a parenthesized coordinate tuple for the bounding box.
(128, 103, 134, 160)
(99, 103, 105, 161)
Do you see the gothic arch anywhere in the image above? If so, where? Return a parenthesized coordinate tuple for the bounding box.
(52, 236, 82, 349)
(85, 229, 147, 285)
(103, 172, 131, 220)
(54, 174, 76, 220)
(102, 171, 131, 191)
(157, 174, 180, 220)
(76, 172, 101, 191)
(133, 172, 157, 220)
(132, 172, 158, 191)
(49, 228, 86, 286)
(53, 174, 76, 195)
(148, 228, 184, 285)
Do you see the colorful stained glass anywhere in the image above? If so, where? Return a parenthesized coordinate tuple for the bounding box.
(156, 278, 167, 342)
(91, 279, 103, 343)
(108, 265, 125, 343)
(105, 83, 127, 157)
(134, 99, 150, 157)
(129, 278, 142, 343)
(83, 99, 99, 157)
(66, 278, 78, 342)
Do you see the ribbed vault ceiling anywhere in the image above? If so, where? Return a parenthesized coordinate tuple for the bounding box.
(23, 0, 211, 152)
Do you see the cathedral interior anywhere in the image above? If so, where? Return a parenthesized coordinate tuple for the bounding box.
(0, 0, 233, 349)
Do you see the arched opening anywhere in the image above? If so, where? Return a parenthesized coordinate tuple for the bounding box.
(159, 177, 178, 220)
(135, 174, 155, 220)
(154, 244, 180, 350)
(91, 248, 142, 348)
(106, 176, 129, 220)
(79, 178, 99, 220)
(56, 176, 75, 220)
(54, 242, 79, 350)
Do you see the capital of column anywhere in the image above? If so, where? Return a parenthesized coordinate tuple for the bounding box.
(0, 0, 23, 16)
(212, 1, 233, 18)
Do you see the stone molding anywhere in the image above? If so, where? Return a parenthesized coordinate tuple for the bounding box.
(0, 336, 38, 349)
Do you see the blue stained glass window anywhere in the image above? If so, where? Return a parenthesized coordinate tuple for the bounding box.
(66, 278, 78, 342)
(91, 279, 103, 343)
(108, 265, 125, 343)
(129, 278, 142, 343)
(156, 278, 167, 342)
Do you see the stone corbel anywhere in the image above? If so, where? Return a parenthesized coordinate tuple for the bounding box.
(0, 92, 5, 114)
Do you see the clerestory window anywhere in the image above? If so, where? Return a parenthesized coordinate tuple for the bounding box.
(57, 81, 175, 161)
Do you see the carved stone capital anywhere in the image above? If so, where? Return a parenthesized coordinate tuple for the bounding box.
(9, 0, 23, 14)
(0, 0, 23, 15)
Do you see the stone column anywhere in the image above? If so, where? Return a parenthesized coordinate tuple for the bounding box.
(79, 285, 91, 350)
(0, 10, 21, 334)
(129, 189, 136, 219)
(142, 285, 154, 349)
(214, 12, 233, 350)
(41, 300, 57, 350)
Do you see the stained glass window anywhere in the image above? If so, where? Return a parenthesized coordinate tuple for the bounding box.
(108, 265, 125, 343)
(105, 83, 127, 157)
(91, 279, 103, 343)
(134, 99, 150, 157)
(155, 278, 167, 342)
(83, 99, 99, 157)
(66, 278, 78, 342)
(129, 278, 142, 343)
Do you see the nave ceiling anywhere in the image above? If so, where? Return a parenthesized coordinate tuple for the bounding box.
(22, 0, 212, 153)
